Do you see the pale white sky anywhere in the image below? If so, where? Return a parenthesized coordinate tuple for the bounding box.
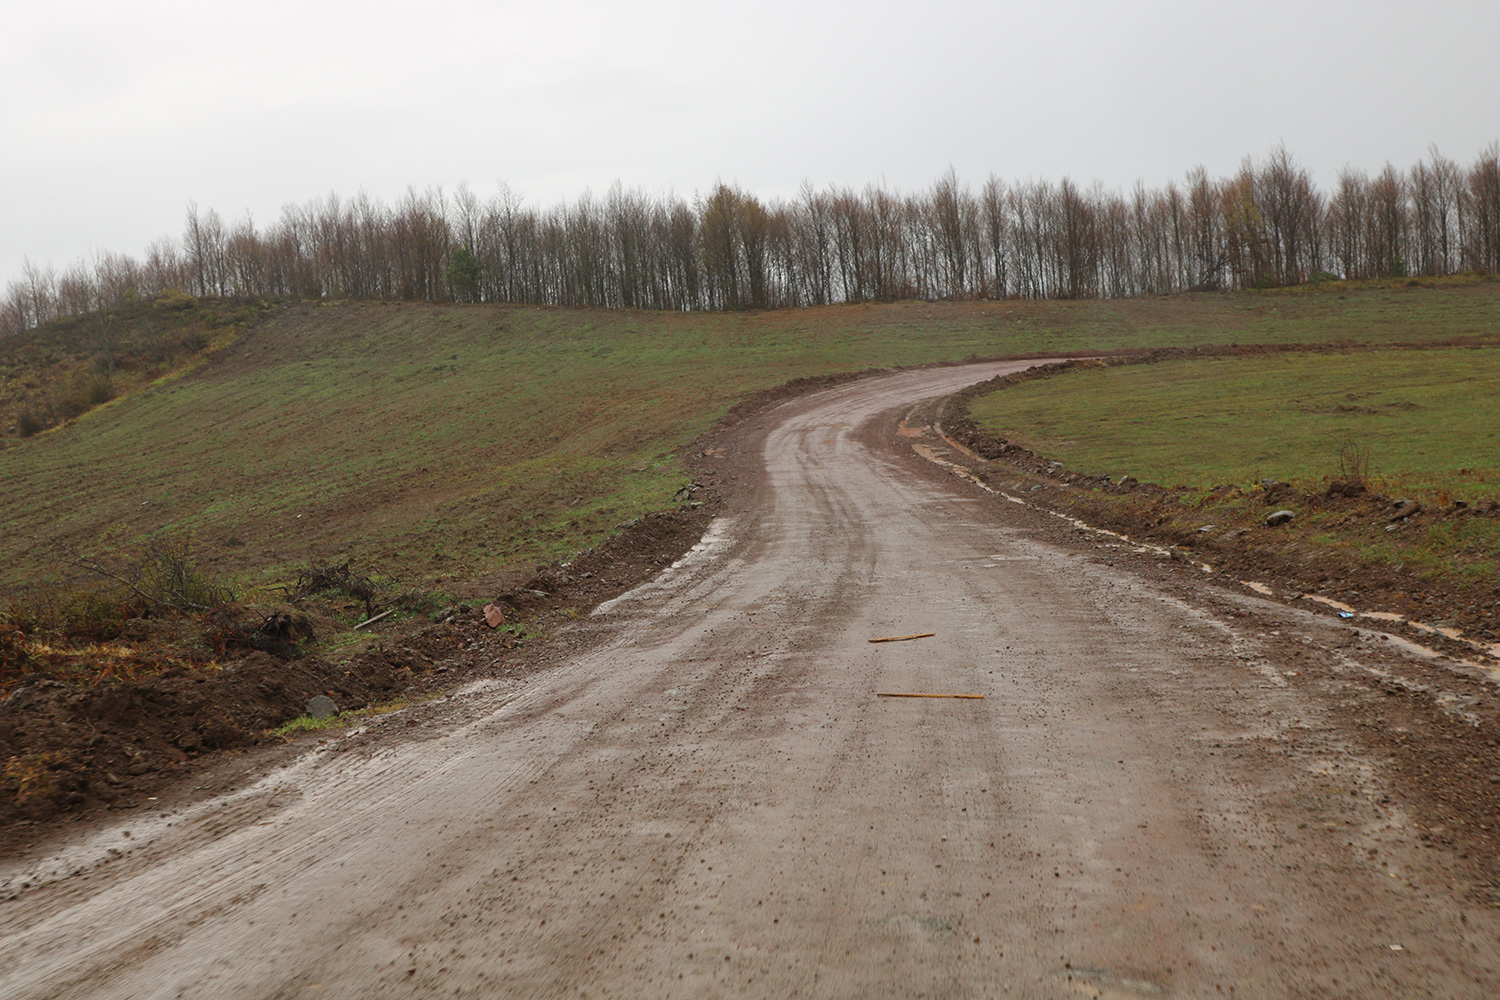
(3, 0, 1498, 288)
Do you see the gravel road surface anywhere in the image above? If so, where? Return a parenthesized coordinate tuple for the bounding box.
(3, 362, 1497, 998)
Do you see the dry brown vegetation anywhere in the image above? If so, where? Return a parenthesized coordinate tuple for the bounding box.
(4, 145, 1497, 338)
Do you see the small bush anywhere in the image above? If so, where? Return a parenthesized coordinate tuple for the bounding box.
(288, 562, 381, 617)
(5, 581, 147, 643)
(1336, 440, 1371, 484)
(56, 537, 234, 614)
(131, 540, 235, 611)
(16, 411, 45, 437)
(174, 331, 209, 352)
(153, 289, 196, 311)
(55, 393, 87, 419)
(0, 623, 32, 688)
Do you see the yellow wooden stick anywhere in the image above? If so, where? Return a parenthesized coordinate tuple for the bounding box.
(868, 632, 936, 643)
(876, 692, 984, 699)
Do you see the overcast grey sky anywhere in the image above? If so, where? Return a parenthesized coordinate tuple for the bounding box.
(4, 0, 1498, 289)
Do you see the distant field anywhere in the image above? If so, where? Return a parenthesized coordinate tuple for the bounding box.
(2, 278, 1497, 597)
(966, 347, 1500, 586)
(966, 348, 1500, 501)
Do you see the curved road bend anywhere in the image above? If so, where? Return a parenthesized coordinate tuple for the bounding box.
(2, 361, 1497, 998)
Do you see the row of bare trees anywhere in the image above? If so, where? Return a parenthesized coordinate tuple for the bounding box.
(5, 144, 1499, 337)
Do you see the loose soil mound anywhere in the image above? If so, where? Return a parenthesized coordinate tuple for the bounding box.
(1, 614, 460, 824)
(0, 507, 716, 832)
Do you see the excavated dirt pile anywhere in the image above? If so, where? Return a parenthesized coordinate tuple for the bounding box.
(1, 506, 719, 832)
(2, 615, 453, 824)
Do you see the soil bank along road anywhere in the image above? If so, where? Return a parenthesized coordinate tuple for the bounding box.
(3, 363, 1498, 998)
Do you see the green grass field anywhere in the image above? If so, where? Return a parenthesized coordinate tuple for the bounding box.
(967, 348, 1500, 500)
(967, 346, 1500, 587)
(2, 278, 1497, 598)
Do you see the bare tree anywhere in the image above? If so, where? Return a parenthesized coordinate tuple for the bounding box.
(1466, 142, 1500, 273)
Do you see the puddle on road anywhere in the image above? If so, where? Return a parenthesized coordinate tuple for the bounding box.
(1269, 591, 1499, 665)
(1059, 965, 1165, 998)
(896, 419, 928, 438)
(592, 516, 737, 617)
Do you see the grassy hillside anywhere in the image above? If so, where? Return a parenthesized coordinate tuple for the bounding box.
(2, 278, 1497, 598)
(0, 292, 267, 437)
(967, 348, 1500, 502)
(966, 347, 1500, 588)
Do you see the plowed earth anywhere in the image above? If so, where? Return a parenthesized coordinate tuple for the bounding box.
(3, 362, 1499, 999)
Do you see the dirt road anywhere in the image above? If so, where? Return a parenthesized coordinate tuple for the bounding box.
(3, 362, 1498, 998)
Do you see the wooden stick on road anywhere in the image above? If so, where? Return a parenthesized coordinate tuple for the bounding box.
(868, 632, 936, 643)
(876, 692, 984, 699)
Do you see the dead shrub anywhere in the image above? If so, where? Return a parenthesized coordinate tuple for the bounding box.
(1336, 440, 1371, 485)
(59, 537, 234, 613)
(203, 607, 314, 660)
(130, 539, 235, 611)
(5, 581, 147, 643)
(0, 622, 32, 688)
(16, 410, 46, 437)
(287, 562, 380, 618)
(4, 753, 62, 809)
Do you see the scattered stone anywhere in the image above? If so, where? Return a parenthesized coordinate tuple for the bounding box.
(1265, 510, 1296, 527)
(1196, 524, 1216, 533)
(483, 603, 506, 628)
(1169, 546, 1191, 563)
(307, 695, 338, 720)
(1390, 499, 1423, 521)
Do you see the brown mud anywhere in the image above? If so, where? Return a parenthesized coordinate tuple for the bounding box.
(0, 507, 716, 839)
(911, 362, 1500, 906)
(3, 361, 1500, 998)
(0, 360, 1021, 837)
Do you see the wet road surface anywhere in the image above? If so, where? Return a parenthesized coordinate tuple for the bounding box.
(3, 362, 1497, 998)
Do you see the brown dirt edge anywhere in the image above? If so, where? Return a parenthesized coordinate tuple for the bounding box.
(0, 507, 724, 854)
(935, 341, 1500, 646)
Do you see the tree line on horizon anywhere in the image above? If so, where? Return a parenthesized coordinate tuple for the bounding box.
(4, 143, 1498, 338)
